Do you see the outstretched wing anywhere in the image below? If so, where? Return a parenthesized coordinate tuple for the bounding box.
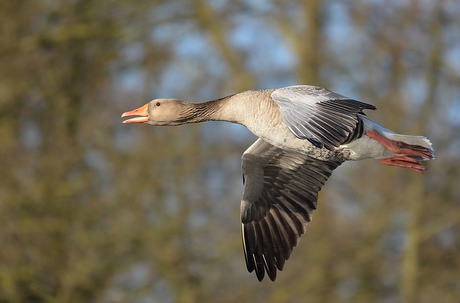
(271, 85, 376, 150)
(240, 139, 343, 281)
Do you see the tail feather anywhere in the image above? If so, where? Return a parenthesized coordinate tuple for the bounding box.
(382, 133, 434, 160)
(360, 116, 434, 161)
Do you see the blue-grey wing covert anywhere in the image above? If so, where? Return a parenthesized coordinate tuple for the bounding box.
(271, 85, 376, 150)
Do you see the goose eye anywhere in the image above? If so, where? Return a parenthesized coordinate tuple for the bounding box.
(156, 102, 161, 106)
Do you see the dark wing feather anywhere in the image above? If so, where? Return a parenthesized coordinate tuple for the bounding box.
(240, 139, 343, 281)
(271, 85, 376, 150)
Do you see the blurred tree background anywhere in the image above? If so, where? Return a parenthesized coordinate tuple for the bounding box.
(1, 0, 459, 302)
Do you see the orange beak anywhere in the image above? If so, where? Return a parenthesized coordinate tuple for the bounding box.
(121, 103, 149, 123)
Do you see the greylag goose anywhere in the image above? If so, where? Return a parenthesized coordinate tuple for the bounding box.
(122, 85, 434, 281)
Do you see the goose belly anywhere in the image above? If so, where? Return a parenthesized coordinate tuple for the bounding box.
(248, 123, 346, 161)
(246, 116, 397, 162)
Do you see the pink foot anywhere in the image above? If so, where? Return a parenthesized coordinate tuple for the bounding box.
(366, 130, 433, 159)
(379, 156, 426, 173)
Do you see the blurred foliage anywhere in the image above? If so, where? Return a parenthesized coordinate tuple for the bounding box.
(1, 0, 459, 302)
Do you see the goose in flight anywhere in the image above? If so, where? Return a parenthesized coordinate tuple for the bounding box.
(121, 85, 434, 281)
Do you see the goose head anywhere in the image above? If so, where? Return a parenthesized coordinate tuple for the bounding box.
(122, 98, 188, 126)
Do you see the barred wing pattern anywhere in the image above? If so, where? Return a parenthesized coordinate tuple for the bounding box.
(271, 85, 376, 150)
(240, 139, 343, 281)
